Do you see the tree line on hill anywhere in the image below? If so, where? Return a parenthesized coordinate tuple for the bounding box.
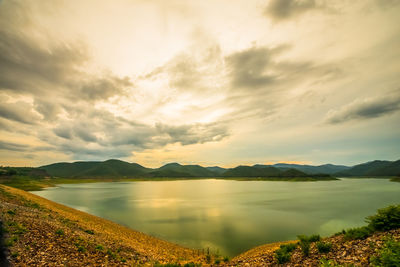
(1, 159, 399, 180)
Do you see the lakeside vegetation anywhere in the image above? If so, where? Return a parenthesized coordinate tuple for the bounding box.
(271, 205, 400, 265)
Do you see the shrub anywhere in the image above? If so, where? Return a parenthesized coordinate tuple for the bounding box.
(214, 258, 220, 264)
(344, 226, 372, 240)
(297, 234, 320, 257)
(274, 243, 297, 263)
(280, 243, 297, 252)
(317, 241, 332, 253)
(223, 256, 229, 262)
(275, 248, 292, 264)
(367, 205, 400, 231)
(299, 240, 310, 256)
(95, 244, 104, 250)
(370, 238, 400, 266)
(298, 234, 320, 243)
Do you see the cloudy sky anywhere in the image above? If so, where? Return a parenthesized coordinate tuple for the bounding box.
(0, 0, 399, 167)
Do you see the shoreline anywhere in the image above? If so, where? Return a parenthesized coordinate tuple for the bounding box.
(1, 184, 399, 266)
(0, 184, 209, 265)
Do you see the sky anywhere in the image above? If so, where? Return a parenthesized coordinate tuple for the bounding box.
(0, 0, 399, 168)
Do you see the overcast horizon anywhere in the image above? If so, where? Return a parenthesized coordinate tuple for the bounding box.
(1, 0, 400, 168)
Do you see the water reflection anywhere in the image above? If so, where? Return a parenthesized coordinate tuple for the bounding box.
(33, 178, 400, 257)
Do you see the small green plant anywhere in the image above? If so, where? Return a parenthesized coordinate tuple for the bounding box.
(223, 256, 229, 262)
(366, 205, 400, 231)
(317, 241, 332, 253)
(297, 234, 320, 257)
(275, 248, 291, 263)
(107, 249, 116, 259)
(343, 226, 372, 240)
(95, 244, 104, 250)
(280, 243, 297, 252)
(7, 210, 15, 215)
(11, 251, 19, 258)
(299, 240, 310, 256)
(55, 229, 64, 236)
(214, 258, 220, 264)
(370, 238, 400, 266)
(84, 229, 94, 235)
(13, 224, 26, 235)
(274, 243, 298, 263)
(77, 245, 86, 252)
(5, 236, 18, 247)
(120, 258, 127, 262)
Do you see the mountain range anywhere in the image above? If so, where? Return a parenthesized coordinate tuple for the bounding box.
(38, 159, 400, 179)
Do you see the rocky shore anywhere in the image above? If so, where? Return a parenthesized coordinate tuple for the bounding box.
(0, 185, 207, 266)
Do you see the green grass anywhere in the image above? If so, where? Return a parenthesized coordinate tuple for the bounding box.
(370, 238, 400, 266)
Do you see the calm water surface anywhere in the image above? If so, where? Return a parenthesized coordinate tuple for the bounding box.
(32, 178, 400, 256)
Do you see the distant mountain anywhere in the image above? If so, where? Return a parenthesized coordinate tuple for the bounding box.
(40, 159, 150, 178)
(206, 166, 227, 174)
(150, 163, 217, 177)
(221, 165, 328, 178)
(336, 160, 400, 177)
(38, 159, 400, 179)
(268, 163, 350, 174)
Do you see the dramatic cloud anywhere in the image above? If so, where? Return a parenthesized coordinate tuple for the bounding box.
(0, 0, 399, 166)
(0, 100, 41, 125)
(226, 46, 277, 89)
(325, 92, 400, 124)
(0, 140, 30, 152)
(264, 0, 320, 21)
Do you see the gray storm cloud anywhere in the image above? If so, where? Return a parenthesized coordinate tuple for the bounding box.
(325, 93, 400, 124)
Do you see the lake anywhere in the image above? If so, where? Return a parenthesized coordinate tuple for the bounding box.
(32, 178, 400, 257)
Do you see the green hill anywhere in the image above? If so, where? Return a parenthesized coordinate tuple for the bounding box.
(40, 159, 149, 178)
(153, 163, 217, 177)
(223, 166, 305, 177)
(335, 160, 399, 177)
(265, 163, 350, 174)
(37, 158, 400, 179)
